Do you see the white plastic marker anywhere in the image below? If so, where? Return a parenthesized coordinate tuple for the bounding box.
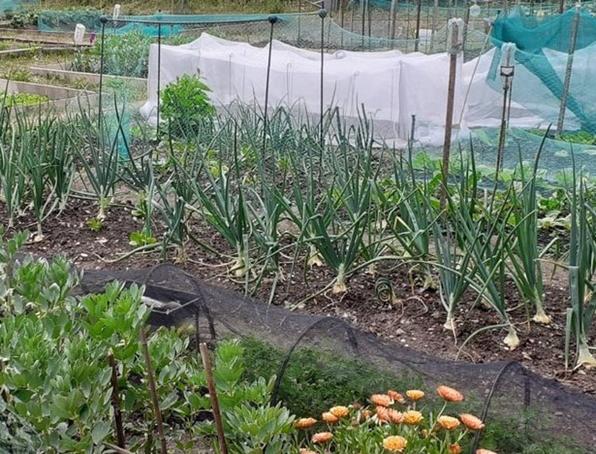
(74, 24, 86, 45)
(113, 4, 121, 21)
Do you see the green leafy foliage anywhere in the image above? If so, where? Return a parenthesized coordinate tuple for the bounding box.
(3, 93, 48, 107)
(71, 31, 152, 78)
(161, 73, 215, 138)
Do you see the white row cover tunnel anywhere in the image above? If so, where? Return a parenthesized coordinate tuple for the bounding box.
(140, 33, 548, 146)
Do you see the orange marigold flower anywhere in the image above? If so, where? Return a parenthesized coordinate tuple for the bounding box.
(322, 412, 339, 424)
(294, 417, 317, 429)
(460, 413, 485, 431)
(476, 450, 497, 454)
(371, 393, 393, 407)
(449, 443, 463, 454)
(437, 385, 464, 402)
(437, 415, 460, 430)
(387, 390, 406, 403)
(312, 432, 333, 444)
(382, 435, 407, 452)
(329, 405, 349, 418)
(406, 389, 425, 401)
(375, 406, 391, 423)
(357, 408, 372, 423)
(402, 410, 424, 425)
(388, 409, 403, 424)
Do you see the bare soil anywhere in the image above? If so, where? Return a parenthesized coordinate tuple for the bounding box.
(2, 198, 594, 395)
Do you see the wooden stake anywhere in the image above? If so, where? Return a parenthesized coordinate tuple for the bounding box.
(556, 6, 580, 135)
(139, 328, 168, 454)
(199, 343, 228, 454)
(108, 353, 126, 449)
(440, 19, 462, 209)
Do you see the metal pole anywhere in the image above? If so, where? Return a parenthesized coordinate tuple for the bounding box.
(497, 43, 516, 175)
(361, 0, 366, 48)
(319, 9, 327, 149)
(390, 0, 398, 40)
(156, 21, 162, 136)
(409, 114, 416, 150)
(556, 6, 580, 135)
(98, 17, 107, 135)
(367, 0, 372, 39)
(263, 16, 277, 155)
(298, 0, 302, 44)
(414, 0, 422, 52)
(559, 0, 565, 14)
(440, 19, 462, 209)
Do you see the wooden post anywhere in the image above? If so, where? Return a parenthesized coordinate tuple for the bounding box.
(556, 6, 580, 135)
(108, 353, 126, 449)
(440, 18, 463, 209)
(139, 328, 167, 454)
(200, 343, 228, 454)
(559, 0, 565, 14)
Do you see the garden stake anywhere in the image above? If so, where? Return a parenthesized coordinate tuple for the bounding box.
(556, 5, 580, 135)
(389, 0, 397, 40)
(139, 328, 167, 454)
(156, 19, 163, 137)
(98, 16, 107, 136)
(496, 43, 516, 177)
(199, 343, 228, 454)
(319, 8, 327, 150)
(262, 16, 277, 159)
(440, 18, 462, 210)
(408, 114, 416, 150)
(108, 352, 126, 449)
(414, 0, 422, 52)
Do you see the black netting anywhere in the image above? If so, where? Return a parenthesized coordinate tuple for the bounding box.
(79, 263, 596, 453)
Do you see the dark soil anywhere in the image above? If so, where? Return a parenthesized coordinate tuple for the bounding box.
(2, 198, 594, 395)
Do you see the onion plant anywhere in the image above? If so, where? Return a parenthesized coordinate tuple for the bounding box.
(0, 129, 27, 228)
(506, 143, 554, 324)
(180, 132, 252, 278)
(448, 177, 520, 349)
(432, 151, 479, 333)
(71, 99, 122, 220)
(565, 154, 596, 369)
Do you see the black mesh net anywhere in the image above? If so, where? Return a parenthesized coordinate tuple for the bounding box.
(79, 263, 596, 453)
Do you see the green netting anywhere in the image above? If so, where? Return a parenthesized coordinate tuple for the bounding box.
(0, 0, 37, 15)
(489, 7, 596, 133)
(464, 128, 596, 179)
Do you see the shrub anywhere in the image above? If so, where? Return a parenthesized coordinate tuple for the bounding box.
(160, 73, 215, 138)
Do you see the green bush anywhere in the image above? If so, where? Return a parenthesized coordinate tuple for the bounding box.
(161, 73, 215, 138)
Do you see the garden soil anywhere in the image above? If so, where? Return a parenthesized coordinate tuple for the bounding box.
(3, 195, 595, 450)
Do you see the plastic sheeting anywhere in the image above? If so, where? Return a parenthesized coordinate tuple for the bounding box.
(140, 33, 544, 146)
